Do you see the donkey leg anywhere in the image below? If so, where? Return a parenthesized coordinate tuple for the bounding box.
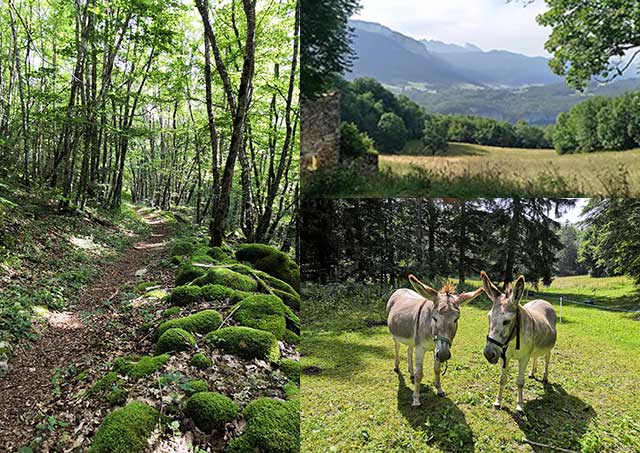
(494, 360, 509, 409)
(542, 351, 550, 383)
(515, 357, 528, 413)
(529, 356, 538, 379)
(434, 357, 445, 396)
(412, 346, 426, 407)
(393, 339, 400, 373)
(407, 345, 414, 380)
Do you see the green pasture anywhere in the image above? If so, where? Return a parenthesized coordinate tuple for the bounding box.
(301, 277, 640, 452)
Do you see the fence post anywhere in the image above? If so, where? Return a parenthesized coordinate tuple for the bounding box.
(559, 296, 563, 324)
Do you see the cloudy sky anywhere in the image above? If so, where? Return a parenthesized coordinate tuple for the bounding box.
(353, 0, 552, 57)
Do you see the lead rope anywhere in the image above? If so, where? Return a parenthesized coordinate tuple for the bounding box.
(499, 307, 521, 368)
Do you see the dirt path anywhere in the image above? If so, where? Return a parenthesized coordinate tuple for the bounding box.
(0, 211, 171, 449)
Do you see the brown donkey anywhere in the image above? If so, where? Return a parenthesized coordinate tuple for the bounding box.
(387, 275, 483, 406)
(480, 271, 557, 413)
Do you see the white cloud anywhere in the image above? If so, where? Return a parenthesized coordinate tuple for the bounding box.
(353, 0, 552, 57)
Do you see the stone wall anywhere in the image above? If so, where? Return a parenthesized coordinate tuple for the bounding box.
(301, 92, 340, 172)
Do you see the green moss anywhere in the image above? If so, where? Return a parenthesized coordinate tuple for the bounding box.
(283, 306, 300, 334)
(133, 281, 159, 293)
(89, 371, 118, 395)
(113, 354, 171, 379)
(163, 307, 181, 318)
(233, 295, 287, 339)
(170, 255, 182, 265)
(193, 245, 212, 257)
(191, 352, 213, 370)
(168, 285, 201, 306)
(175, 263, 207, 286)
(207, 246, 229, 261)
(107, 387, 128, 406)
(144, 289, 168, 299)
(242, 398, 300, 453)
(192, 268, 258, 292)
(283, 330, 300, 345)
(272, 288, 301, 311)
(169, 239, 196, 257)
(206, 327, 280, 362)
(90, 402, 159, 453)
(226, 435, 254, 453)
(235, 244, 300, 290)
(200, 284, 240, 302)
(187, 379, 209, 395)
(156, 328, 196, 354)
(283, 383, 300, 401)
(184, 392, 239, 433)
(156, 309, 222, 340)
(191, 254, 214, 264)
(279, 359, 301, 385)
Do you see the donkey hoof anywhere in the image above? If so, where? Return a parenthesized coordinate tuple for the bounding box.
(493, 402, 501, 409)
(394, 367, 400, 373)
(411, 398, 421, 407)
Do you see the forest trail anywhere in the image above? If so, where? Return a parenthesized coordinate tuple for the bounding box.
(0, 210, 171, 449)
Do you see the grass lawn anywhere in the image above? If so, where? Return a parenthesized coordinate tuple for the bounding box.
(301, 277, 640, 452)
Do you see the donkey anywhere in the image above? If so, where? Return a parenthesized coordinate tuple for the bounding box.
(387, 274, 483, 406)
(480, 271, 557, 413)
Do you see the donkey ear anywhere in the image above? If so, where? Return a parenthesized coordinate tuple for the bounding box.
(480, 271, 502, 300)
(513, 275, 526, 304)
(408, 274, 438, 301)
(457, 287, 483, 306)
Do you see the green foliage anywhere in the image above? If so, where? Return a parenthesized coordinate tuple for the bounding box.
(376, 112, 408, 153)
(422, 114, 449, 154)
(225, 435, 254, 453)
(156, 309, 222, 339)
(340, 122, 376, 159)
(283, 383, 300, 401)
(279, 359, 301, 385)
(184, 392, 239, 433)
(175, 263, 207, 286)
(206, 327, 280, 362)
(113, 354, 171, 379)
(235, 244, 300, 290)
(192, 268, 258, 292)
(233, 295, 287, 339)
(169, 239, 196, 258)
(243, 398, 300, 453)
(163, 307, 181, 318)
(187, 379, 209, 395)
(156, 328, 196, 354)
(90, 402, 159, 453)
(191, 352, 213, 370)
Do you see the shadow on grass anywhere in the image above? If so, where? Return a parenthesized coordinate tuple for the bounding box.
(301, 333, 393, 380)
(513, 381, 596, 452)
(437, 143, 489, 157)
(397, 373, 475, 452)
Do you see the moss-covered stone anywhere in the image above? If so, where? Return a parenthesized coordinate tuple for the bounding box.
(192, 267, 258, 292)
(169, 239, 196, 258)
(225, 435, 254, 453)
(207, 246, 229, 261)
(144, 289, 168, 299)
(113, 354, 171, 379)
(163, 306, 181, 318)
(133, 281, 159, 293)
(232, 295, 287, 339)
(228, 263, 300, 310)
(283, 330, 300, 345)
(191, 254, 215, 264)
(191, 352, 213, 370)
(90, 402, 159, 453)
(184, 392, 239, 433)
(279, 359, 301, 385)
(272, 288, 301, 311)
(242, 398, 300, 453)
(106, 387, 128, 406)
(283, 307, 300, 335)
(235, 244, 300, 290)
(170, 255, 183, 265)
(187, 379, 209, 395)
(206, 327, 280, 362)
(175, 262, 207, 286)
(89, 371, 119, 395)
(156, 328, 196, 354)
(283, 383, 300, 401)
(156, 309, 222, 339)
(199, 284, 243, 302)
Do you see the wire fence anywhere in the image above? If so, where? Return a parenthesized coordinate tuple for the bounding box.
(526, 290, 640, 323)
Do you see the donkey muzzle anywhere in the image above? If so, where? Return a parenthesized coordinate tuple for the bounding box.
(483, 344, 500, 364)
(435, 345, 451, 362)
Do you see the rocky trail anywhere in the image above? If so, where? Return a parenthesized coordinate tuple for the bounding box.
(0, 210, 172, 450)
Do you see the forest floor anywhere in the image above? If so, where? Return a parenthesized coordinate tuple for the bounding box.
(0, 208, 174, 449)
(301, 279, 640, 453)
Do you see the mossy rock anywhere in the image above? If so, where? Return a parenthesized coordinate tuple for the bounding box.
(175, 263, 207, 286)
(133, 281, 159, 293)
(225, 435, 254, 453)
(207, 246, 229, 261)
(156, 328, 196, 354)
(193, 245, 212, 257)
(200, 284, 247, 303)
(283, 307, 300, 335)
(187, 379, 209, 395)
(170, 255, 183, 265)
(169, 239, 196, 258)
(192, 268, 257, 292)
(184, 392, 239, 433)
(113, 354, 170, 379)
(283, 383, 300, 401)
(191, 254, 215, 264)
(232, 295, 287, 339)
(235, 244, 300, 291)
(283, 330, 300, 345)
(279, 359, 301, 385)
(228, 263, 300, 310)
(206, 327, 280, 362)
(242, 398, 300, 453)
(163, 306, 181, 318)
(156, 309, 222, 339)
(191, 352, 213, 370)
(107, 387, 128, 406)
(144, 289, 168, 299)
(271, 289, 301, 311)
(90, 402, 159, 453)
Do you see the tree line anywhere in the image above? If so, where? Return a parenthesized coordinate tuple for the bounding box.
(0, 0, 299, 248)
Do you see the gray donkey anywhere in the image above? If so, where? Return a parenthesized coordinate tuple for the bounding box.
(387, 275, 483, 406)
(480, 271, 557, 413)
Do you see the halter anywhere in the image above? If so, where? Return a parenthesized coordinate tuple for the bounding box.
(486, 306, 520, 368)
(415, 299, 454, 376)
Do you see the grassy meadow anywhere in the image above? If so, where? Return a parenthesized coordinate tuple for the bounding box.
(302, 143, 640, 198)
(301, 276, 640, 453)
